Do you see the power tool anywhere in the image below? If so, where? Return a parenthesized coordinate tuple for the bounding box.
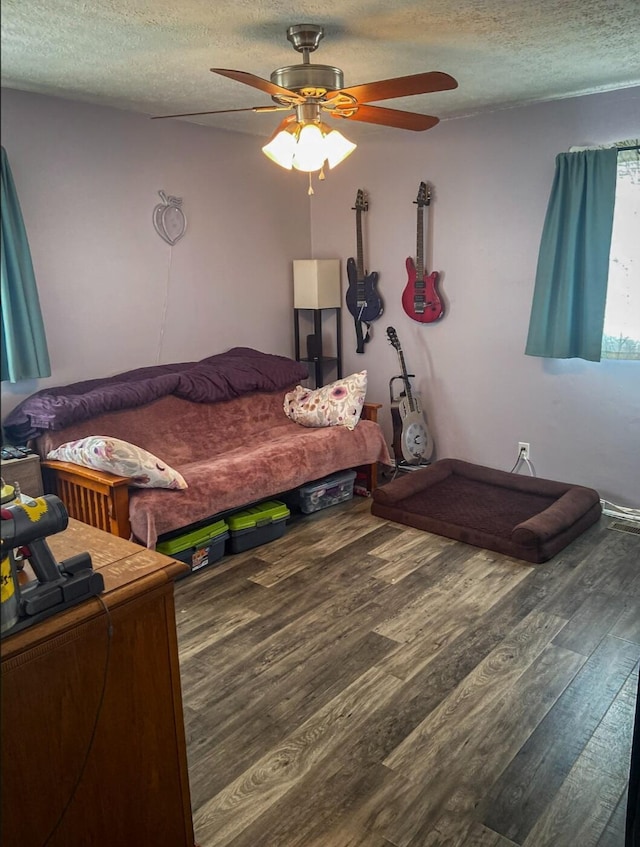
(1, 494, 104, 637)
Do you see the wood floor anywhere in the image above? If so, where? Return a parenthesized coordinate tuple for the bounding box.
(175, 495, 640, 847)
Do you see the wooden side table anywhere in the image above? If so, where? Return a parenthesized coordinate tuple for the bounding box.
(0, 453, 44, 496)
(1, 520, 196, 847)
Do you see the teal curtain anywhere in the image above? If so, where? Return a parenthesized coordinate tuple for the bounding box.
(1, 146, 51, 382)
(525, 147, 618, 362)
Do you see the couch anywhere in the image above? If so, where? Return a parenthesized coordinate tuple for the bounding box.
(5, 348, 392, 547)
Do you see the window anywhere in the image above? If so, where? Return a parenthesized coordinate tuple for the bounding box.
(601, 149, 640, 360)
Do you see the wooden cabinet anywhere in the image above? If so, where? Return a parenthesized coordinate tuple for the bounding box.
(1, 520, 196, 847)
(1, 454, 44, 497)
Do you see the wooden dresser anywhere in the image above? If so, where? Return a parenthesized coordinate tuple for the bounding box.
(1, 520, 196, 847)
(1, 453, 44, 496)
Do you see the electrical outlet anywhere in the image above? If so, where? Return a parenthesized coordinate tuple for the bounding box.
(518, 442, 530, 460)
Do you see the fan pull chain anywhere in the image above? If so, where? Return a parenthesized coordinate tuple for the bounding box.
(308, 173, 314, 195)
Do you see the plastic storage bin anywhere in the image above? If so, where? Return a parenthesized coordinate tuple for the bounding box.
(298, 469, 357, 514)
(227, 500, 290, 553)
(156, 518, 229, 573)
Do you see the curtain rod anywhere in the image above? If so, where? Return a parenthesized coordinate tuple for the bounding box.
(617, 144, 640, 152)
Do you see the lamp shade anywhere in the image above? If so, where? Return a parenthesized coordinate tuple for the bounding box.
(293, 259, 342, 309)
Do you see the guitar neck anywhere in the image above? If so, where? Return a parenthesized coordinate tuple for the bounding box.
(355, 209, 367, 304)
(416, 205, 425, 280)
(356, 209, 365, 280)
(396, 347, 415, 412)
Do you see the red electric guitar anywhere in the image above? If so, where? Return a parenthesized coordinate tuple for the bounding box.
(402, 181, 444, 323)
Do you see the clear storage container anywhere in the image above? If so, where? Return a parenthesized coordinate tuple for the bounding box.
(298, 469, 357, 514)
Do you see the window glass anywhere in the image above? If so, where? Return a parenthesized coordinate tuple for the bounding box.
(601, 154, 640, 360)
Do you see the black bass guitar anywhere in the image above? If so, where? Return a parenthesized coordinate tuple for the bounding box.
(346, 189, 383, 353)
(387, 326, 434, 465)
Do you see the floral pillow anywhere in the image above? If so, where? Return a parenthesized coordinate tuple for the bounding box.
(283, 371, 367, 431)
(47, 436, 188, 489)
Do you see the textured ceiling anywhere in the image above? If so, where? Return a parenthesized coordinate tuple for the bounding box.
(2, 0, 640, 140)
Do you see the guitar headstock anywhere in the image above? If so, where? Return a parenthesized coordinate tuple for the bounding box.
(415, 181, 431, 207)
(386, 326, 401, 350)
(353, 189, 369, 212)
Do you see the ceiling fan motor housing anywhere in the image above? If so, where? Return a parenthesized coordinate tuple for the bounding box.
(270, 64, 345, 98)
(272, 24, 344, 101)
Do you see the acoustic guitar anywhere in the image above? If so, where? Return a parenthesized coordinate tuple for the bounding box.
(386, 326, 434, 464)
(402, 181, 444, 323)
(346, 189, 383, 352)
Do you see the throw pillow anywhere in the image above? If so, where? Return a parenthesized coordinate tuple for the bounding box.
(283, 371, 367, 431)
(47, 436, 188, 489)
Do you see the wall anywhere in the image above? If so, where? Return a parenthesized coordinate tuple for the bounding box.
(0, 89, 311, 413)
(2, 86, 638, 506)
(310, 87, 640, 506)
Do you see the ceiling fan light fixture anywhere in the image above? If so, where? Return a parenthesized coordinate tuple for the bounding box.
(323, 128, 357, 169)
(263, 117, 356, 175)
(291, 123, 326, 172)
(262, 125, 297, 169)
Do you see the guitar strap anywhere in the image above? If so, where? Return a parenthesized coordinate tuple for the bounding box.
(354, 316, 371, 354)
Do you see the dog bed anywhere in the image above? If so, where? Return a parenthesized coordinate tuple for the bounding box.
(371, 458, 601, 564)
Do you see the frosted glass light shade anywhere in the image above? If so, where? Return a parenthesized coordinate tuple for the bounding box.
(293, 259, 342, 309)
(262, 120, 356, 174)
(324, 130, 357, 168)
(262, 130, 296, 169)
(292, 124, 326, 172)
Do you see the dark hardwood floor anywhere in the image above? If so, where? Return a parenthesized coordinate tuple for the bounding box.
(175, 494, 640, 847)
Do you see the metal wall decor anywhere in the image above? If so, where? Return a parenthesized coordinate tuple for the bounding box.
(153, 190, 187, 245)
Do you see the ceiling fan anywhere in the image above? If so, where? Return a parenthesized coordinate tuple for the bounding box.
(153, 24, 458, 179)
(155, 23, 457, 130)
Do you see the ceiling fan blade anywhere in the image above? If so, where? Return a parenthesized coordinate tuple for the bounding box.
(335, 104, 440, 131)
(211, 68, 302, 101)
(336, 72, 458, 104)
(151, 105, 287, 120)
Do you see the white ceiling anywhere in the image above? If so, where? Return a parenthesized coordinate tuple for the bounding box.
(2, 0, 640, 141)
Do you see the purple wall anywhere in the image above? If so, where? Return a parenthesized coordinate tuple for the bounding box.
(0, 88, 311, 408)
(310, 87, 640, 505)
(2, 85, 639, 505)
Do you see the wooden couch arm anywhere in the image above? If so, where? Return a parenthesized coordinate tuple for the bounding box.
(41, 460, 132, 539)
(361, 402, 382, 423)
(356, 402, 384, 493)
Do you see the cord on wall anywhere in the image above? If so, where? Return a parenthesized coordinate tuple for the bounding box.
(156, 245, 173, 364)
(509, 446, 537, 476)
(153, 190, 187, 364)
(600, 499, 640, 522)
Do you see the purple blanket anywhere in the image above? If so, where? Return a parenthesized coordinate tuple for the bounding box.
(3, 348, 308, 442)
